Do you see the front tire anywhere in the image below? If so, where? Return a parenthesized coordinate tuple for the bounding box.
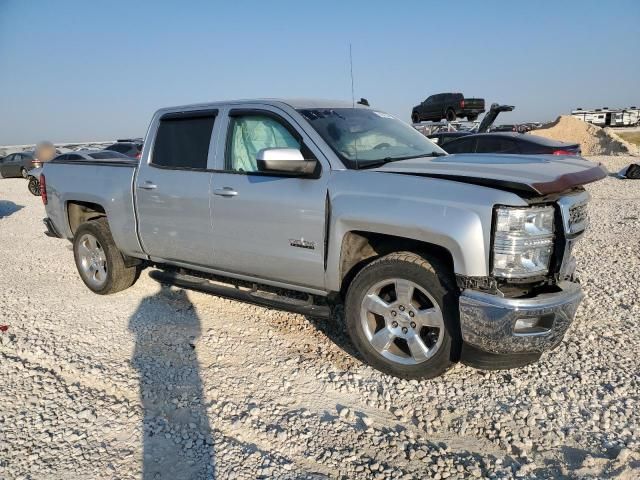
(411, 112, 420, 124)
(345, 252, 459, 379)
(73, 218, 139, 294)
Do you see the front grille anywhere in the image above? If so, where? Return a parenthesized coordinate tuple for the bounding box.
(557, 191, 591, 237)
(568, 202, 588, 234)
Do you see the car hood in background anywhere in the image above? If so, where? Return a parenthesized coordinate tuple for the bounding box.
(375, 154, 608, 196)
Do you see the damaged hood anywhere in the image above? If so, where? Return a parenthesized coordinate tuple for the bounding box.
(375, 154, 608, 196)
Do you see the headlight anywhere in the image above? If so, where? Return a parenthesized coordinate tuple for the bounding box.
(492, 206, 555, 278)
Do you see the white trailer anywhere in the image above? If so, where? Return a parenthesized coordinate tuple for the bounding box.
(572, 106, 639, 127)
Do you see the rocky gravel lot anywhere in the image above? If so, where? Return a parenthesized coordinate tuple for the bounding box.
(1, 155, 639, 479)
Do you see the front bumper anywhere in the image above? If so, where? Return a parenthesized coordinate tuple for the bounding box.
(459, 281, 583, 355)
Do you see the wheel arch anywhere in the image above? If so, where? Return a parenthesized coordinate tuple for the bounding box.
(66, 200, 107, 236)
(336, 230, 455, 298)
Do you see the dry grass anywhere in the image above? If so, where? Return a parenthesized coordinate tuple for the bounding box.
(616, 131, 640, 146)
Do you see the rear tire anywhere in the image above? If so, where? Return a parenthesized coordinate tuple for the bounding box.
(446, 109, 457, 122)
(28, 177, 40, 196)
(467, 114, 478, 121)
(73, 218, 139, 294)
(21, 167, 28, 179)
(345, 251, 460, 379)
(411, 112, 420, 124)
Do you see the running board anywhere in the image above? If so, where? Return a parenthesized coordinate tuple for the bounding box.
(148, 269, 332, 319)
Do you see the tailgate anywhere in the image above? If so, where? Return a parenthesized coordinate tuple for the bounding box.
(463, 98, 485, 110)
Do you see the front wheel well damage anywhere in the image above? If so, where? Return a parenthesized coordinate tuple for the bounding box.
(338, 231, 455, 298)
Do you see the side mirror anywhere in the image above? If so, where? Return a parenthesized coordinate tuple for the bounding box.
(256, 148, 317, 176)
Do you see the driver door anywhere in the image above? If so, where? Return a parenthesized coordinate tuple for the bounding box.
(210, 106, 329, 290)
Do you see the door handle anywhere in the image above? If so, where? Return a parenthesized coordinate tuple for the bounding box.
(213, 187, 238, 197)
(138, 181, 157, 190)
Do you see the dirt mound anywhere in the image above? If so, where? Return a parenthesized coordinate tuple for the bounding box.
(530, 115, 639, 156)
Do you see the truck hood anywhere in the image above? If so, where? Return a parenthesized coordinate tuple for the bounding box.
(375, 154, 608, 196)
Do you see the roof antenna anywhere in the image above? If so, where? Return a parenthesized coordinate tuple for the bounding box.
(349, 43, 355, 108)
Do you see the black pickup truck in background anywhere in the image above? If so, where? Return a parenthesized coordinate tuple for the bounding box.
(412, 93, 485, 123)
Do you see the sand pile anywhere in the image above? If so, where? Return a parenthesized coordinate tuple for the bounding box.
(530, 115, 639, 156)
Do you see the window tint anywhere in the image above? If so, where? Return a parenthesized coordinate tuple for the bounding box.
(443, 137, 476, 154)
(66, 153, 84, 160)
(227, 114, 300, 173)
(152, 113, 215, 169)
(476, 137, 519, 154)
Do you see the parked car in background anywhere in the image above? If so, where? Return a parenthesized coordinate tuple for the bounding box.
(0, 151, 35, 178)
(105, 139, 143, 159)
(426, 131, 470, 146)
(412, 93, 485, 123)
(53, 150, 133, 162)
(27, 167, 43, 196)
(32, 141, 58, 169)
(41, 98, 606, 379)
(426, 104, 515, 146)
(442, 132, 582, 156)
(28, 150, 132, 195)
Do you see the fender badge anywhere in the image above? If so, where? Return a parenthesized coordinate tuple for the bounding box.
(289, 238, 316, 250)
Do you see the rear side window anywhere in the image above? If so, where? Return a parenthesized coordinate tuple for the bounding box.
(107, 144, 130, 154)
(152, 112, 216, 169)
(476, 137, 519, 154)
(89, 151, 130, 159)
(444, 137, 476, 154)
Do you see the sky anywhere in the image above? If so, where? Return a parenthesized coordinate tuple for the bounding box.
(1, 0, 638, 145)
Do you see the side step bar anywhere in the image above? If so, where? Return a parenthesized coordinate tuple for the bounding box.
(149, 269, 332, 319)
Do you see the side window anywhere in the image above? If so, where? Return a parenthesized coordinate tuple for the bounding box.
(152, 112, 216, 169)
(110, 144, 129, 153)
(226, 114, 301, 173)
(67, 153, 84, 160)
(444, 137, 475, 154)
(476, 137, 519, 154)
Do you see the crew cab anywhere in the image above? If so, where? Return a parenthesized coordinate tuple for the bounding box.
(41, 99, 606, 379)
(412, 93, 485, 123)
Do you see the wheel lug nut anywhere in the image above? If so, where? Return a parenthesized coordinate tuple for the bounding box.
(402, 327, 408, 334)
(391, 311, 397, 317)
(399, 305, 405, 311)
(409, 311, 414, 317)
(410, 322, 416, 329)
(391, 321, 398, 328)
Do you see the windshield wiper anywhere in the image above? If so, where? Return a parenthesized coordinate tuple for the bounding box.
(357, 152, 446, 169)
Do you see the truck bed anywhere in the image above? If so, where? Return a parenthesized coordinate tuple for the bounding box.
(42, 159, 143, 257)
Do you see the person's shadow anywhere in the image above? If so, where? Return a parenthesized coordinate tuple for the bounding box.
(128, 282, 215, 479)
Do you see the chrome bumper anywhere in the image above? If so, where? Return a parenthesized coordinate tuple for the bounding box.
(459, 281, 583, 355)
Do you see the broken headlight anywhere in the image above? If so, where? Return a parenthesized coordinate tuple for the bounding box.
(492, 206, 555, 279)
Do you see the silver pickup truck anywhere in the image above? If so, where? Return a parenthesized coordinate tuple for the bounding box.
(41, 99, 606, 379)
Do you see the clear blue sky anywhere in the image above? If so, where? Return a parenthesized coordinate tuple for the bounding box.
(1, 0, 638, 145)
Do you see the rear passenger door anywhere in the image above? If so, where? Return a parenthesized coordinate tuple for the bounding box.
(209, 105, 329, 290)
(0, 154, 13, 177)
(135, 110, 218, 267)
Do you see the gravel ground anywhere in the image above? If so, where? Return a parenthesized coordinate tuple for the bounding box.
(1, 155, 639, 479)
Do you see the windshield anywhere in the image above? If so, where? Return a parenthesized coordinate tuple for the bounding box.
(298, 108, 446, 168)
